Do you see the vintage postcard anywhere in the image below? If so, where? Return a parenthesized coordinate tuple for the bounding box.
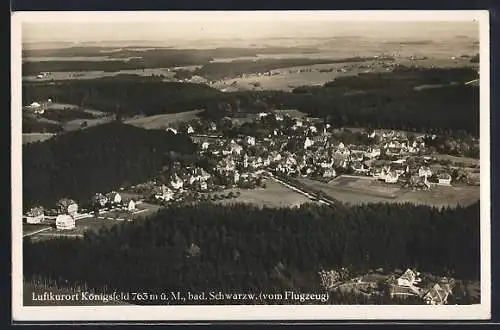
(11, 10, 490, 322)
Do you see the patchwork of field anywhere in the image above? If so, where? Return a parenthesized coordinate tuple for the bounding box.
(23, 68, 176, 82)
(216, 179, 314, 208)
(209, 57, 474, 92)
(124, 110, 204, 130)
(298, 175, 479, 208)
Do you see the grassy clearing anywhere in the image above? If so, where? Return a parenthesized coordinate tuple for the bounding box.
(434, 154, 480, 167)
(273, 109, 308, 118)
(299, 175, 479, 208)
(124, 109, 204, 130)
(22, 133, 56, 145)
(215, 179, 314, 208)
(62, 116, 115, 132)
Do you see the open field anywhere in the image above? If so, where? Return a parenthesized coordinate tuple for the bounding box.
(434, 154, 480, 167)
(273, 109, 308, 118)
(124, 109, 204, 129)
(298, 175, 479, 208)
(23, 224, 52, 236)
(22, 133, 56, 145)
(215, 179, 314, 208)
(61, 116, 115, 132)
(46, 103, 107, 117)
(23, 68, 176, 82)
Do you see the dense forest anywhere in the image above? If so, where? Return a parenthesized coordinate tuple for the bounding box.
(23, 67, 479, 135)
(23, 201, 480, 304)
(23, 122, 196, 209)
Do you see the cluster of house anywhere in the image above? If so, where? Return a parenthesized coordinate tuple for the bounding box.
(185, 113, 454, 189)
(150, 166, 213, 201)
(25, 198, 79, 230)
(24, 191, 139, 231)
(389, 268, 455, 305)
(91, 191, 137, 212)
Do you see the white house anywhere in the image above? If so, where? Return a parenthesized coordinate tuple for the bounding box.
(170, 175, 184, 190)
(397, 269, 420, 287)
(166, 127, 178, 135)
(107, 192, 122, 205)
(187, 125, 195, 134)
(56, 214, 75, 230)
(385, 171, 399, 184)
(304, 137, 314, 149)
(26, 206, 44, 224)
(323, 168, 337, 178)
(233, 171, 240, 184)
(246, 136, 256, 146)
(423, 283, 452, 305)
(127, 200, 136, 211)
(231, 143, 243, 155)
(438, 173, 452, 185)
(199, 180, 208, 191)
(156, 184, 174, 201)
(29, 101, 41, 109)
(58, 199, 78, 217)
(201, 142, 210, 150)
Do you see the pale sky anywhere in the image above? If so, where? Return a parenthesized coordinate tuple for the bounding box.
(22, 20, 479, 43)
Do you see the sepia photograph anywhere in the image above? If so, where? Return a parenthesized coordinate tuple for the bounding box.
(11, 10, 490, 321)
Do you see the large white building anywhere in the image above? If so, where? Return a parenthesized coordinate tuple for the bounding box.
(56, 214, 75, 230)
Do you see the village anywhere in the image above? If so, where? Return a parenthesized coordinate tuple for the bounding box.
(23, 110, 480, 231)
(319, 267, 459, 305)
(22, 110, 480, 305)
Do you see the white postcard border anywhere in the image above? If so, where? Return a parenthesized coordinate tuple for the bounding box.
(11, 10, 491, 321)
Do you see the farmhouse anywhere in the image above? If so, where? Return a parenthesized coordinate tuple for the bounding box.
(127, 200, 136, 211)
(323, 168, 337, 178)
(397, 269, 421, 287)
(26, 206, 45, 224)
(170, 174, 184, 190)
(56, 214, 75, 230)
(385, 171, 399, 184)
(156, 184, 174, 201)
(423, 283, 454, 305)
(106, 192, 122, 205)
(57, 198, 78, 217)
